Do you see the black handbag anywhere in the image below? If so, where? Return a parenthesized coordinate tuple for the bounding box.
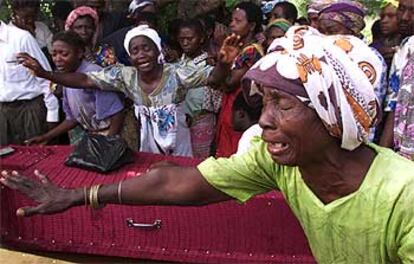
(65, 134, 133, 173)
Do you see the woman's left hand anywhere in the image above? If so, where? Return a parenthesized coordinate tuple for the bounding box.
(0, 170, 78, 217)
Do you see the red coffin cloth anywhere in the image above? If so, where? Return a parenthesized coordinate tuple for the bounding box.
(0, 146, 315, 264)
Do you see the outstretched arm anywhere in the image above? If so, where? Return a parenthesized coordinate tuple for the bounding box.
(16, 53, 99, 90)
(0, 166, 231, 217)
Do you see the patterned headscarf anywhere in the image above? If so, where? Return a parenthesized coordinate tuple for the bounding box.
(319, 0, 367, 36)
(266, 18, 292, 33)
(307, 0, 332, 14)
(244, 26, 383, 150)
(65, 6, 99, 46)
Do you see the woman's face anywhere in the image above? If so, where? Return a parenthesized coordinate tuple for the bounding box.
(129, 36, 160, 73)
(230, 8, 252, 37)
(308, 12, 319, 29)
(177, 26, 203, 57)
(380, 5, 399, 36)
(71, 16, 95, 43)
(318, 18, 352, 36)
(259, 87, 330, 166)
(51, 40, 83, 72)
(264, 26, 285, 50)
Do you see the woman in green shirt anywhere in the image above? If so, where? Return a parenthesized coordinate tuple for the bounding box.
(2, 26, 414, 263)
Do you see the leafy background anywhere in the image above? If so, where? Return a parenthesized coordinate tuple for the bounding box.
(0, 0, 390, 41)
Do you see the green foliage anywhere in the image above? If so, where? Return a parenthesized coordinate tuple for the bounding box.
(360, 0, 385, 15)
(291, 0, 309, 17)
(0, 0, 55, 24)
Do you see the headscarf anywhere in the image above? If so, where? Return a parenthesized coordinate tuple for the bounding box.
(123, 25, 164, 63)
(319, 0, 367, 36)
(381, 0, 399, 8)
(243, 26, 383, 150)
(266, 18, 292, 33)
(65, 6, 99, 46)
(128, 0, 155, 14)
(307, 0, 332, 14)
(261, 0, 285, 14)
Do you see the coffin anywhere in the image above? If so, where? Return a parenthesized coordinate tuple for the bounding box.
(0, 146, 315, 263)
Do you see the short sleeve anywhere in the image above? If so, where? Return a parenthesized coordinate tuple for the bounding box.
(387, 175, 414, 264)
(94, 90, 124, 120)
(197, 139, 281, 202)
(62, 89, 75, 121)
(395, 190, 414, 263)
(175, 62, 213, 89)
(234, 44, 263, 70)
(87, 64, 140, 103)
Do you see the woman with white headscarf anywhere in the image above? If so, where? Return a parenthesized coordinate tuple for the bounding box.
(17, 25, 213, 157)
(6, 26, 414, 264)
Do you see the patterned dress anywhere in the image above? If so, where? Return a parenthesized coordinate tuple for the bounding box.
(87, 63, 211, 157)
(178, 52, 221, 158)
(215, 43, 263, 158)
(383, 37, 414, 159)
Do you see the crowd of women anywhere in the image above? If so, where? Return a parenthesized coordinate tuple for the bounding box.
(1, 0, 410, 163)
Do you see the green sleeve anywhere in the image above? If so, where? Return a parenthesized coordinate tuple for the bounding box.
(87, 64, 140, 102)
(396, 188, 414, 263)
(197, 139, 282, 202)
(175, 63, 213, 89)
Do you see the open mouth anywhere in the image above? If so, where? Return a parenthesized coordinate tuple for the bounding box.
(137, 62, 151, 68)
(55, 66, 65, 72)
(267, 142, 289, 155)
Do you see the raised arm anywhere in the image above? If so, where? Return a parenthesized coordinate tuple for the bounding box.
(16, 53, 99, 89)
(208, 34, 242, 92)
(208, 34, 258, 93)
(0, 166, 231, 217)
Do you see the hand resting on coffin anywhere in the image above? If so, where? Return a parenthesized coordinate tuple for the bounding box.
(0, 170, 76, 216)
(0, 166, 231, 217)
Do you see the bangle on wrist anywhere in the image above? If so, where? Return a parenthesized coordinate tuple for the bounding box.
(89, 184, 104, 209)
(117, 180, 123, 204)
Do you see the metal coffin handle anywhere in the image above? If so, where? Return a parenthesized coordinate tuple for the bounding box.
(126, 218, 162, 229)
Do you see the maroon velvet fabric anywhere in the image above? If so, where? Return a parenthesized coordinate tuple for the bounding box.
(0, 146, 315, 263)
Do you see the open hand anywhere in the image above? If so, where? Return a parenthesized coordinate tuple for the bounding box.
(213, 23, 230, 47)
(16, 53, 49, 79)
(218, 34, 243, 65)
(0, 170, 76, 217)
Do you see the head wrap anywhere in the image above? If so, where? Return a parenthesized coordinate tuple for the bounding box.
(381, 0, 399, 8)
(244, 26, 383, 150)
(307, 0, 332, 14)
(124, 24, 164, 63)
(261, 0, 285, 14)
(319, 0, 367, 36)
(65, 6, 99, 45)
(128, 0, 155, 14)
(267, 18, 292, 32)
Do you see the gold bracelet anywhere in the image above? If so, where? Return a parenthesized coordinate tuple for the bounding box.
(89, 184, 103, 209)
(117, 180, 123, 204)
